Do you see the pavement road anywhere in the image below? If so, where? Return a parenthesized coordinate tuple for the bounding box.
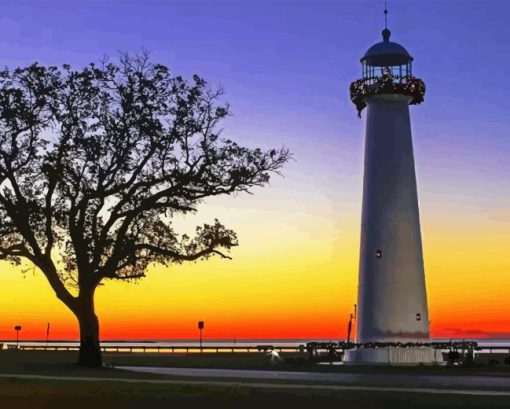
(1, 371, 510, 397)
(119, 366, 510, 394)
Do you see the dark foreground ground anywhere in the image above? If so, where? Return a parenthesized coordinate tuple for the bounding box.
(2, 378, 510, 409)
(1, 350, 509, 408)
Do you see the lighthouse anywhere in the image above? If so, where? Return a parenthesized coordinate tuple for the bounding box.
(345, 16, 442, 364)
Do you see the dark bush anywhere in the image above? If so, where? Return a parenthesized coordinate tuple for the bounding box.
(488, 359, 500, 366)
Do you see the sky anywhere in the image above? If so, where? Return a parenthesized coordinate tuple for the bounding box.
(0, 0, 508, 341)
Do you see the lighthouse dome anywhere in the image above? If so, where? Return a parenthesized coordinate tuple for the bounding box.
(361, 29, 413, 67)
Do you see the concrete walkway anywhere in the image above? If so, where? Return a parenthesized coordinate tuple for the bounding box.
(119, 366, 510, 395)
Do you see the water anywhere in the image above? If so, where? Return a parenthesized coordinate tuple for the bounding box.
(1, 339, 316, 349)
(2, 338, 509, 351)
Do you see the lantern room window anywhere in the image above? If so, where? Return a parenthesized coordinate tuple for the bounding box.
(362, 63, 412, 84)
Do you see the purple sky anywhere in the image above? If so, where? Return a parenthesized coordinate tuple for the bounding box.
(0, 0, 508, 225)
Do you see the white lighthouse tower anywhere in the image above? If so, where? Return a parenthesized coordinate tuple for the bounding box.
(345, 15, 442, 365)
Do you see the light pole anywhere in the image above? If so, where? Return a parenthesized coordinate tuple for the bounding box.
(198, 321, 204, 351)
(14, 325, 22, 349)
(46, 323, 50, 348)
(347, 314, 354, 344)
(346, 304, 357, 344)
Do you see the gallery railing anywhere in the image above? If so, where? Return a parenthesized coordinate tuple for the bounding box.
(350, 74, 426, 117)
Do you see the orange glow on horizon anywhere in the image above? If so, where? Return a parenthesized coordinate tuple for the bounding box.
(0, 173, 508, 342)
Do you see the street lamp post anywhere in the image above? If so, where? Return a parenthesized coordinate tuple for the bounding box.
(46, 323, 50, 348)
(347, 304, 357, 345)
(347, 314, 354, 344)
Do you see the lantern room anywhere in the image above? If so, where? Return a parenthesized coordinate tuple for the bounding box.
(361, 28, 413, 84)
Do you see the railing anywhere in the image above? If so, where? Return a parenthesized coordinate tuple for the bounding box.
(3, 341, 509, 354)
(361, 75, 410, 86)
(15, 344, 308, 354)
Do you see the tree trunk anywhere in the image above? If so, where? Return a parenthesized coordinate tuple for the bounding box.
(74, 291, 102, 367)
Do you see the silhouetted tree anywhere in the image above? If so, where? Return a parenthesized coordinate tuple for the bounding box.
(0, 54, 289, 367)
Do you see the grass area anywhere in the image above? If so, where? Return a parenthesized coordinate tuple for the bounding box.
(106, 351, 278, 370)
(104, 351, 510, 377)
(0, 378, 509, 409)
(2, 350, 510, 377)
(0, 350, 164, 379)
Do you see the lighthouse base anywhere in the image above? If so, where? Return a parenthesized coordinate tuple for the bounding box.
(343, 346, 443, 366)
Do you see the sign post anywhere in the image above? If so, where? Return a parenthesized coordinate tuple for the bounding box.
(14, 325, 22, 349)
(198, 321, 204, 351)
